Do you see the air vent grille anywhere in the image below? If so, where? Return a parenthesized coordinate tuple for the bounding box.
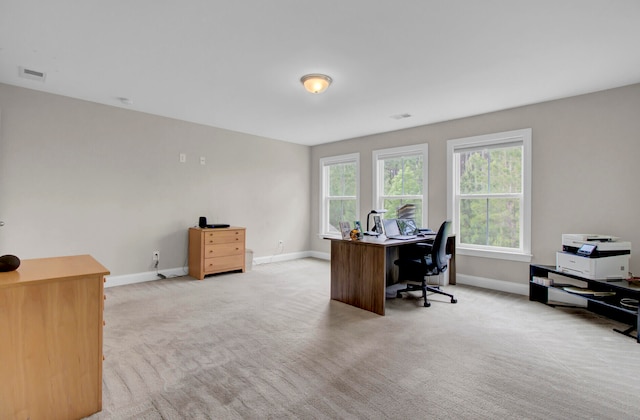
(18, 66, 46, 82)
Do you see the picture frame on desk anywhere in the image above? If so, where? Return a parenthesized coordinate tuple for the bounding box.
(353, 221, 363, 239)
(339, 221, 351, 240)
(373, 215, 383, 234)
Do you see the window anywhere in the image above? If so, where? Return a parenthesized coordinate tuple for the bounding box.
(319, 153, 360, 237)
(447, 129, 532, 261)
(373, 144, 428, 227)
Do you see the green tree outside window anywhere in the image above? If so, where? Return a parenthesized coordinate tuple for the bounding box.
(458, 146, 522, 248)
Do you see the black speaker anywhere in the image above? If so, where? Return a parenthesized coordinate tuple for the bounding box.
(198, 216, 207, 228)
(0, 254, 20, 272)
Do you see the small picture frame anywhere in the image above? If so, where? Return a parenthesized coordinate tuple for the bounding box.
(353, 220, 363, 240)
(373, 215, 383, 234)
(339, 221, 352, 240)
(354, 220, 362, 232)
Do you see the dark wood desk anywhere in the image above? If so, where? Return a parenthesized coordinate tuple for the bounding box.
(328, 235, 456, 315)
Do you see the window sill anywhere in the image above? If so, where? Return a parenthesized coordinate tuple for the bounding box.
(457, 247, 532, 262)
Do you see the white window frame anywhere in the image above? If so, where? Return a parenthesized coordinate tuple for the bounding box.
(319, 153, 360, 238)
(372, 144, 428, 227)
(447, 128, 532, 262)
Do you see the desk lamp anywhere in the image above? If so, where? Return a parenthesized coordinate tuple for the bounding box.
(365, 209, 387, 235)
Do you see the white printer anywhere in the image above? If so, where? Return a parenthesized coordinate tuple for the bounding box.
(556, 234, 631, 280)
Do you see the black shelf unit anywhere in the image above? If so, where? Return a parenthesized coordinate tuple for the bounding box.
(529, 264, 640, 342)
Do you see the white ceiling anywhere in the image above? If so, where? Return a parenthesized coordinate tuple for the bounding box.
(1, 1, 639, 146)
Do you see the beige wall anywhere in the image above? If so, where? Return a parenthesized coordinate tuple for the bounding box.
(3, 82, 639, 284)
(310, 83, 640, 285)
(0, 83, 310, 276)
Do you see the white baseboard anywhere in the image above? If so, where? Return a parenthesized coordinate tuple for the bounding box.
(105, 251, 313, 288)
(252, 251, 330, 265)
(308, 251, 330, 260)
(253, 251, 307, 265)
(455, 273, 586, 306)
(108, 254, 571, 305)
(456, 273, 529, 296)
(105, 251, 324, 288)
(105, 267, 189, 288)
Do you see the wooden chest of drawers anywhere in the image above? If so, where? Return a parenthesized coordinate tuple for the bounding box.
(188, 227, 246, 280)
(0, 255, 109, 420)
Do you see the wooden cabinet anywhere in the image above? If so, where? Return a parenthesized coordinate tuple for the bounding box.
(0, 255, 110, 420)
(189, 227, 246, 280)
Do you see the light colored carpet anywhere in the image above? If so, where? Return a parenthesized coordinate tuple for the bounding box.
(88, 258, 640, 419)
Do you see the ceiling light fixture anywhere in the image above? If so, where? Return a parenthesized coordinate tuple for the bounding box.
(300, 74, 332, 94)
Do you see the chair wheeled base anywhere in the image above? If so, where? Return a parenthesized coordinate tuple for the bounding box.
(396, 282, 457, 307)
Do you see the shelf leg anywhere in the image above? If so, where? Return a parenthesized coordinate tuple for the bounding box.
(613, 325, 637, 340)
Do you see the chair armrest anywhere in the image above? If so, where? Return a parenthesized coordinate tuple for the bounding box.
(416, 242, 434, 249)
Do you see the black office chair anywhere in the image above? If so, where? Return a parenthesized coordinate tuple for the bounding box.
(394, 221, 457, 307)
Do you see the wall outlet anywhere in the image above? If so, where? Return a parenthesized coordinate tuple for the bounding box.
(153, 250, 160, 261)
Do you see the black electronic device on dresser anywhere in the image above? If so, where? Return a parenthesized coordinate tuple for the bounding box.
(198, 216, 230, 229)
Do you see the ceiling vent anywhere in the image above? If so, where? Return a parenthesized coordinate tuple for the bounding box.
(18, 66, 46, 82)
